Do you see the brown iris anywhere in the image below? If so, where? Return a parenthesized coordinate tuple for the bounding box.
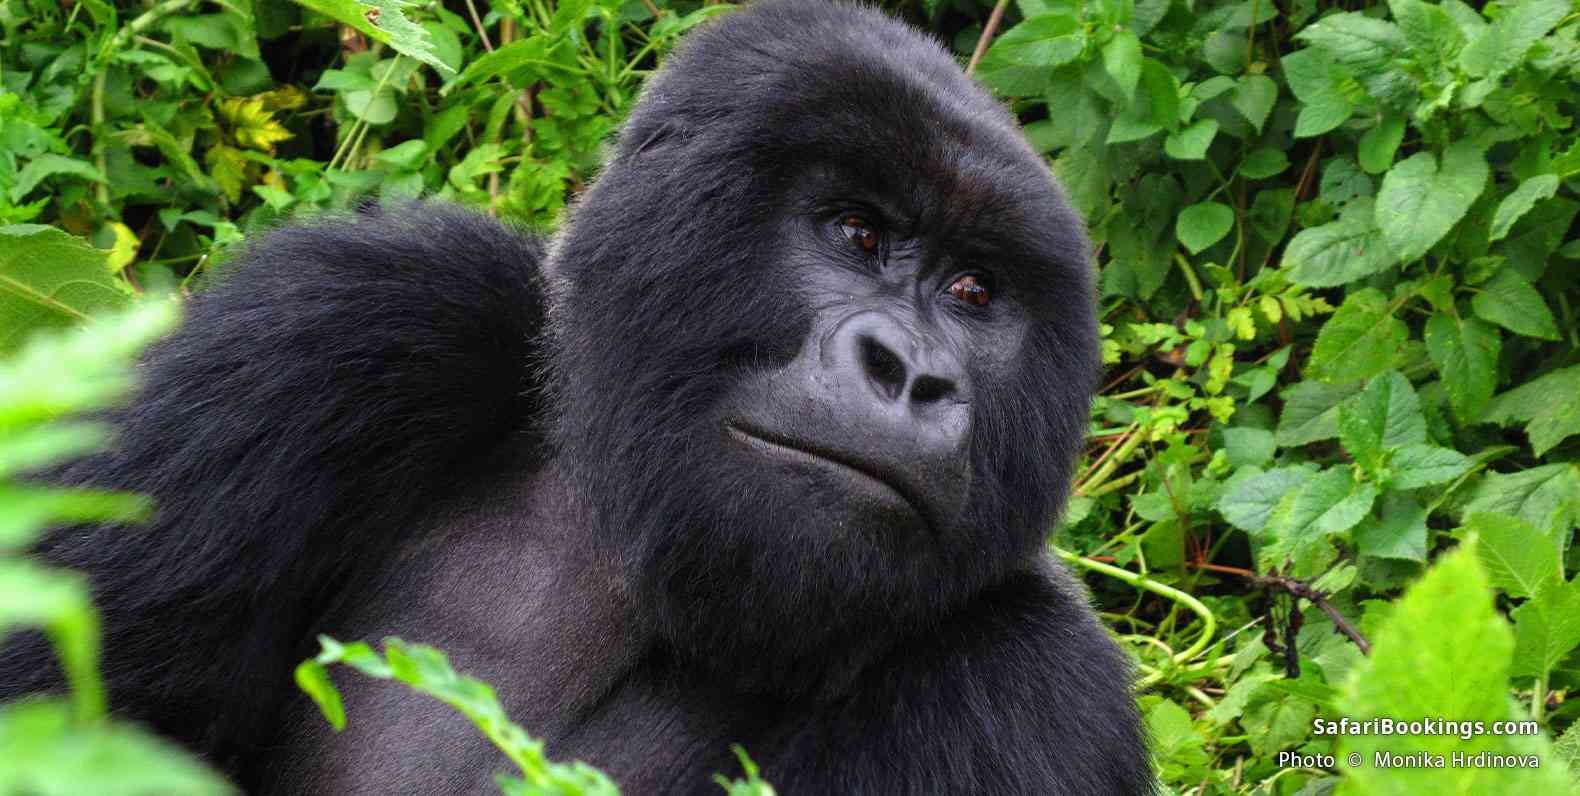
(840, 215, 880, 253)
(949, 275, 990, 306)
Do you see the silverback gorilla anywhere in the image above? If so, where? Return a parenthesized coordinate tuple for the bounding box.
(2, 1, 1152, 792)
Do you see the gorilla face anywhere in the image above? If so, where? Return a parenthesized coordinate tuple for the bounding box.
(547, 1, 1099, 692)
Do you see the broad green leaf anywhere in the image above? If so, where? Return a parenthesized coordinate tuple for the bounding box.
(1230, 74, 1278, 133)
(1283, 198, 1397, 287)
(8, 155, 105, 204)
(1354, 493, 1428, 562)
(1176, 202, 1234, 254)
(1511, 577, 1580, 680)
(359, 0, 454, 75)
(1471, 267, 1559, 340)
(0, 700, 232, 796)
(1462, 465, 1580, 536)
(1107, 58, 1180, 143)
(1295, 12, 1409, 104)
(1337, 370, 1425, 473)
(1282, 48, 1357, 137)
(1337, 542, 1571, 795)
(1238, 148, 1289, 179)
(0, 226, 130, 352)
(445, 37, 551, 95)
(1485, 364, 1580, 456)
(1102, 31, 1143, 103)
(1357, 115, 1405, 174)
(1489, 174, 1559, 241)
(1424, 313, 1501, 423)
(1389, 444, 1471, 489)
(1276, 380, 1353, 447)
(1390, 0, 1467, 62)
(1459, 0, 1569, 80)
(977, 15, 1085, 96)
(1222, 427, 1277, 468)
(1164, 119, 1218, 160)
(1219, 466, 1317, 532)
(1307, 288, 1407, 383)
(1262, 468, 1377, 575)
(1375, 140, 1488, 262)
(1467, 512, 1560, 599)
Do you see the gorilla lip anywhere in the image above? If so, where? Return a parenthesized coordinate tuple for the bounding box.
(724, 421, 927, 522)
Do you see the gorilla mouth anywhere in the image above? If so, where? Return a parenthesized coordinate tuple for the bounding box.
(725, 422, 927, 522)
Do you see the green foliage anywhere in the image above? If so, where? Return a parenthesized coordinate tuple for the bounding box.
(0, 296, 230, 794)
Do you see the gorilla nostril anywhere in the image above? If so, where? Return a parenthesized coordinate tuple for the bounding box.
(859, 335, 908, 401)
(910, 374, 956, 404)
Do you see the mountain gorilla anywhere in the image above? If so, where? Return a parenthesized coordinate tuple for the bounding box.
(1, 1, 1151, 792)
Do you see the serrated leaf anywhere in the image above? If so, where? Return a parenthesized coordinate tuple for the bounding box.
(1357, 115, 1405, 174)
(1471, 267, 1559, 340)
(1262, 468, 1377, 575)
(357, 0, 454, 75)
(1219, 466, 1317, 532)
(1375, 140, 1488, 262)
(1307, 288, 1407, 383)
(1282, 48, 1357, 138)
(1337, 541, 1571, 796)
(445, 36, 550, 95)
(1337, 370, 1426, 472)
(1354, 493, 1428, 562)
(0, 226, 131, 352)
(1284, 198, 1397, 286)
(1390, 444, 1471, 489)
(1485, 364, 1580, 456)
(1462, 465, 1580, 535)
(1468, 512, 1561, 600)
(1177, 201, 1234, 254)
(1489, 174, 1559, 242)
(217, 96, 293, 152)
(1295, 12, 1408, 103)
(1230, 74, 1278, 133)
(9, 155, 106, 204)
(1277, 380, 1354, 447)
(1424, 313, 1501, 423)
(1459, 0, 1569, 81)
(1512, 577, 1580, 680)
(1164, 119, 1218, 160)
(1223, 427, 1277, 468)
(976, 15, 1085, 96)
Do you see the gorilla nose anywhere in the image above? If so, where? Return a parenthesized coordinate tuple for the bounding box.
(832, 312, 968, 414)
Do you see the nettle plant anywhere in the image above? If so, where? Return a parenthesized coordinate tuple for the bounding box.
(961, 0, 1580, 791)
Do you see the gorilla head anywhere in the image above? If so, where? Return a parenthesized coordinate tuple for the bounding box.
(548, 0, 1100, 693)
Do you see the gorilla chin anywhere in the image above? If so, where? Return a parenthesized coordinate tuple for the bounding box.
(2, 1, 1155, 793)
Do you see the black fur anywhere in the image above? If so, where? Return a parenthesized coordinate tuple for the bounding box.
(2, 2, 1152, 793)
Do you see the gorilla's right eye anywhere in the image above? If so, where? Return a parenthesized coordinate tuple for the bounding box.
(839, 215, 880, 254)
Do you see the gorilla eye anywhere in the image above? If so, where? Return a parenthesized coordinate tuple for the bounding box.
(948, 275, 991, 306)
(840, 215, 880, 253)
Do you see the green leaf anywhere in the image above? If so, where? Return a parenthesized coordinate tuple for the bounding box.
(1354, 493, 1428, 562)
(1511, 577, 1580, 681)
(1337, 541, 1571, 796)
(1357, 115, 1405, 174)
(0, 699, 232, 796)
(1471, 267, 1559, 340)
(1238, 148, 1289, 179)
(1489, 174, 1559, 242)
(1223, 427, 1277, 468)
(1375, 140, 1488, 262)
(1164, 119, 1218, 160)
(1307, 288, 1407, 383)
(1284, 198, 1397, 287)
(1262, 468, 1377, 575)
(1276, 380, 1354, 447)
(1219, 466, 1317, 532)
(445, 36, 551, 95)
(1295, 12, 1408, 103)
(1389, 444, 1471, 489)
(1337, 370, 1426, 473)
(1230, 74, 1278, 133)
(1485, 364, 1580, 456)
(1459, 0, 1569, 81)
(1424, 313, 1501, 424)
(1102, 31, 1143, 103)
(1468, 512, 1560, 600)
(0, 226, 131, 352)
(1176, 201, 1234, 254)
(1462, 465, 1580, 535)
(976, 15, 1085, 96)
(8, 155, 106, 204)
(358, 0, 454, 75)
(1282, 49, 1357, 138)
(1107, 58, 1180, 143)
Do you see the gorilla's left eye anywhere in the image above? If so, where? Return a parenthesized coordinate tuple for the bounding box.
(840, 215, 880, 253)
(948, 275, 991, 306)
